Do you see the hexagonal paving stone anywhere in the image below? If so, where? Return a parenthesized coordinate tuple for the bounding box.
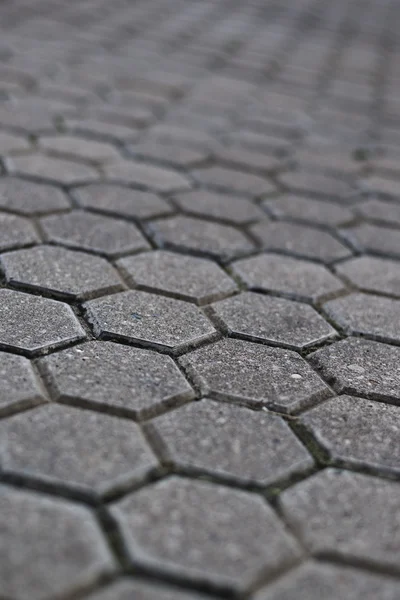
(180, 338, 331, 413)
(360, 175, 400, 198)
(39, 341, 194, 419)
(0, 404, 157, 494)
(10, 154, 98, 184)
(67, 118, 140, 141)
(342, 223, 400, 258)
(105, 159, 191, 193)
(280, 469, 400, 570)
(74, 183, 172, 220)
(262, 194, 353, 226)
(146, 399, 313, 484)
(0, 289, 85, 354)
(279, 170, 356, 201)
(110, 477, 301, 592)
(127, 141, 208, 169)
(192, 166, 275, 196)
(335, 256, 400, 297)
(214, 145, 282, 173)
(232, 254, 345, 302)
(86, 579, 211, 600)
(0, 352, 45, 416)
(323, 292, 400, 343)
(209, 292, 336, 350)
(250, 221, 351, 263)
(0, 212, 39, 251)
(41, 211, 150, 257)
(38, 135, 121, 164)
(0, 131, 31, 154)
(301, 395, 400, 474)
(0, 485, 115, 600)
(85, 290, 216, 353)
(148, 216, 255, 262)
(354, 198, 400, 225)
(254, 561, 400, 600)
(172, 190, 265, 224)
(1, 245, 123, 300)
(117, 250, 237, 305)
(0, 177, 70, 215)
(309, 338, 400, 402)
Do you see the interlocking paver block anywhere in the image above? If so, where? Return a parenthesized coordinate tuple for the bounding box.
(335, 256, 400, 297)
(309, 338, 400, 402)
(117, 250, 237, 305)
(360, 175, 400, 198)
(1, 245, 123, 300)
(10, 154, 98, 184)
(215, 146, 282, 173)
(0, 352, 45, 416)
(209, 292, 336, 349)
(172, 189, 265, 224)
(354, 198, 400, 225)
(280, 469, 400, 569)
(105, 160, 191, 193)
(343, 223, 400, 258)
(0, 177, 70, 215)
(254, 561, 400, 600)
(262, 194, 353, 226)
(149, 215, 254, 261)
(40, 340, 194, 419)
(232, 253, 345, 302)
(86, 579, 211, 600)
(41, 210, 150, 257)
(127, 141, 208, 169)
(0, 131, 31, 154)
(146, 399, 313, 484)
(110, 477, 301, 591)
(192, 166, 275, 196)
(180, 338, 331, 413)
(85, 290, 216, 353)
(323, 292, 400, 343)
(38, 135, 121, 164)
(0, 485, 115, 600)
(0, 212, 39, 251)
(302, 395, 400, 474)
(67, 118, 140, 141)
(251, 221, 351, 263)
(279, 170, 355, 201)
(0, 404, 157, 493)
(0, 289, 85, 354)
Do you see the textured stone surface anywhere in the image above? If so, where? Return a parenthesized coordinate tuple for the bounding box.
(0, 131, 31, 154)
(146, 399, 313, 484)
(0, 177, 70, 215)
(41, 211, 150, 257)
(86, 579, 211, 600)
(111, 477, 301, 591)
(0, 485, 115, 600)
(280, 469, 400, 569)
(263, 194, 353, 226)
(192, 166, 275, 196)
(0, 212, 39, 251)
(0, 404, 157, 493)
(1, 245, 123, 299)
(279, 170, 356, 200)
(343, 223, 400, 258)
(173, 190, 265, 224)
(127, 141, 208, 168)
(232, 254, 345, 302)
(209, 292, 336, 349)
(38, 135, 120, 164)
(309, 338, 400, 402)
(335, 256, 400, 296)
(10, 153, 98, 184)
(180, 338, 331, 413)
(0, 352, 45, 416)
(0, 289, 85, 354)
(85, 290, 216, 352)
(354, 198, 400, 225)
(40, 341, 194, 419)
(117, 250, 237, 305)
(105, 160, 191, 192)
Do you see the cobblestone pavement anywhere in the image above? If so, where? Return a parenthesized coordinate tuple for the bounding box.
(2, 0, 400, 598)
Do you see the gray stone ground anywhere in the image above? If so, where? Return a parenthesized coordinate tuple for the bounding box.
(1, 0, 400, 598)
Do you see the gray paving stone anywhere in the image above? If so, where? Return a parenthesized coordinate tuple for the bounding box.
(172, 190, 265, 224)
(280, 469, 400, 570)
(41, 210, 150, 257)
(323, 292, 400, 343)
(1, 245, 123, 300)
(335, 256, 400, 297)
(354, 198, 400, 225)
(110, 477, 301, 591)
(209, 292, 336, 349)
(67, 118, 140, 141)
(85, 290, 216, 353)
(0, 404, 157, 494)
(127, 141, 208, 169)
(0, 289, 85, 354)
(309, 338, 400, 402)
(0, 177, 70, 215)
(302, 395, 400, 474)
(149, 215, 254, 261)
(279, 170, 356, 201)
(192, 166, 275, 197)
(232, 254, 345, 302)
(86, 579, 211, 600)
(250, 221, 352, 263)
(0, 212, 39, 251)
(10, 154, 99, 184)
(0, 130, 31, 154)
(146, 399, 313, 484)
(0, 485, 115, 600)
(214, 146, 282, 173)
(254, 561, 400, 600)
(0, 352, 45, 416)
(105, 159, 191, 193)
(74, 183, 172, 220)
(180, 338, 331, 413)
(342, 223, 400, 258)
(38, 135, 121, 164)
(360, 175, 400, 198)
(262, 194, 354, 226)
(117, 250, 237, 305)
(40, 340, 194, 419)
